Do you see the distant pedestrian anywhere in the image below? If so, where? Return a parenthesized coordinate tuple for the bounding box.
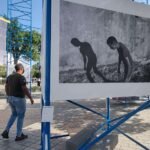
(1, 63, 34, 141)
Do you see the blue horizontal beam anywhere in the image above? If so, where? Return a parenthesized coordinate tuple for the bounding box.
(67, 100, 106, 119)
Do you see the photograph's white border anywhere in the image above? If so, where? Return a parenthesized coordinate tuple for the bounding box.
(49, 0, 150, 101)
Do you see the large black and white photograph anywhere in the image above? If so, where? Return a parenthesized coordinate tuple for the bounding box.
(59, 0, 150, 83)
(48, 0, 150, 100)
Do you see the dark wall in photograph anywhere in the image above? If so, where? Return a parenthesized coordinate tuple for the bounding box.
(59, 0, 150, 83)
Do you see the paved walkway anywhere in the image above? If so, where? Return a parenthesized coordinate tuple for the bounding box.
(0, 97, 150, 150)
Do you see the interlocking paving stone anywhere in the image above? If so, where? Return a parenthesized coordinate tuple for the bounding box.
(0, 96, 149, 150)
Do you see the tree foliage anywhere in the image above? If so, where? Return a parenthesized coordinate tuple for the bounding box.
(7, 19, 41, 64)
(32, 30, 41, 61)
(0, 65, 6, 78)
(31, 63, 41, 78)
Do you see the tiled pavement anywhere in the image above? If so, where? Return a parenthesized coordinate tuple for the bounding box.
(0, 97, 150, 150)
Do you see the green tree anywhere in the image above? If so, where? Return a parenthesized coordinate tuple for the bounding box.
(0, 65, 6, 78)
(31, 63, 41, 78)
(7, 19, 41, 64)
(32, 30, 41, 61)
(7, 19, 22, 64)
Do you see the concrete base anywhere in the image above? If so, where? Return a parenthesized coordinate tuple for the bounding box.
(66, 124, 99, 150)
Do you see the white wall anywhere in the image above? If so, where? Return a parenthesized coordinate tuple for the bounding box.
(0, 20, 7, 65)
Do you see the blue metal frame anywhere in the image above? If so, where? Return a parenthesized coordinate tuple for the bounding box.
(82, 99, 150, 150)
(67, 98, 150, 150)
(7, 0, 32, 91)
(40, 0, 51, 149)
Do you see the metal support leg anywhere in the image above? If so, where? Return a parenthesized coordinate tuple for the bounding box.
(106, 97, 110, 130)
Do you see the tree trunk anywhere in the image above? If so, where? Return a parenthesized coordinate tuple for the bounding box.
(14, 58, 19, 64)
(13, 53, 20, 64)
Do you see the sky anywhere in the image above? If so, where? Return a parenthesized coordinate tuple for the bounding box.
(0, 0, 42, 31)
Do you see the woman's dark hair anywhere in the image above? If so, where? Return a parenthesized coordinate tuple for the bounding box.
(15, 63, 24, 72)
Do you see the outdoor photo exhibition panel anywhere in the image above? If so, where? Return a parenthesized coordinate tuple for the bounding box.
(42, 0, 150, 101)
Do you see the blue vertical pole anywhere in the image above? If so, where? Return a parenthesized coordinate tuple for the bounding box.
(30, 0, 32, 93)
(6, 0, 9, 77)
(106, 97, 110, 130)
(41, 0, 52, 149)
(30, 1, 32, 93)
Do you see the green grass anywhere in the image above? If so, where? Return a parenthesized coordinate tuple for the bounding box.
(31, 86, 41, 92)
